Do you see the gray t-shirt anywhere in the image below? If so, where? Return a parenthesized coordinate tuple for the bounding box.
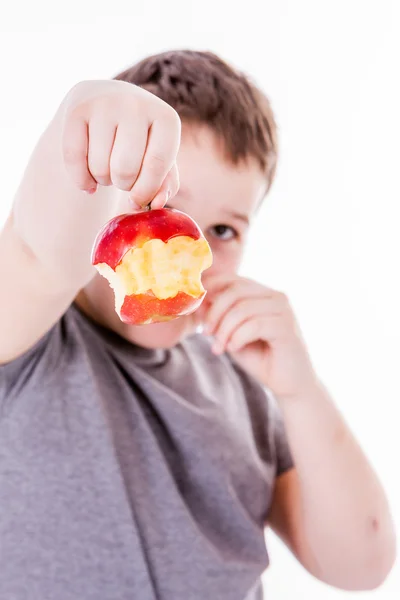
(0, 304, 293, 600)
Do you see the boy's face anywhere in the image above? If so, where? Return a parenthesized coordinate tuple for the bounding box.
(78, 125, 267, 348)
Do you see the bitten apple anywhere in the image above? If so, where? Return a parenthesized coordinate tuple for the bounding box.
(91, 208, 213, 325)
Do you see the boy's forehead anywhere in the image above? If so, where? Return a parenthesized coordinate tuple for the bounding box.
(176, 125, 266, 215)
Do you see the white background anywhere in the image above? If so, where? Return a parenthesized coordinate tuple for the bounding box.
(0, 1, 399, 598)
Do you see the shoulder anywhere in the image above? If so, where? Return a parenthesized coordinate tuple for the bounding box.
(0, 305, 80, 401)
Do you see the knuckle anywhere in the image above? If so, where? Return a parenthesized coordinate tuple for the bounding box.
(165, 105, 181, 129)
(276, 290, 288, 303)
(153, 103, 181, 139)
(67, 80, 90, 99)
(93, 94, 117, 117)
(111, 163, 139, 183)
(114, 182, 132, 192)
(112, 176, 136, 191)
(164, 108, 181, 146)
(89, 168, 110, 181)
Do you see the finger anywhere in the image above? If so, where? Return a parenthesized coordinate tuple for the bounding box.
(62, 115, 97, 193)
(212, 298, 270, 351)
(86, 117, 118, 187)
(150, 163, 180, 209)
(204, 274, 276, 303)
(204, 272, 280, 295)
(205, 281, 274, 334)
(129, 112, 181, 208)
(109, 119, 148, 191)
(226, 315, 284, 354)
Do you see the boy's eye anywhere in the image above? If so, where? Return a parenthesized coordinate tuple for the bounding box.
(209, 224, 238, 241)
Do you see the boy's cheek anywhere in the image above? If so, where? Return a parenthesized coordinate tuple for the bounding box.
(203, 250, 242, 281)
(193, 298, 211, 326)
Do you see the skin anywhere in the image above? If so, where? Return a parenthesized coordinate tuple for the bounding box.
(1, 80, 396, 591)
(76, 125, 266, 348)
(77, 126, 397, 591)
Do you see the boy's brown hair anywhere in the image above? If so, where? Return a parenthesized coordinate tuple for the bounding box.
(114, 50, 278, 192)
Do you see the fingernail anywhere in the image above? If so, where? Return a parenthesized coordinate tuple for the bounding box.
(166, 188, 171, 202)
(85, 184, 97, 195)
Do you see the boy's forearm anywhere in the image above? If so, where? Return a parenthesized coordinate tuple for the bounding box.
(278, 383, 396, 586)
(11, 109, 117, 289)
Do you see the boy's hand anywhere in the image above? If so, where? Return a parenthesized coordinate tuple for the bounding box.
(0, 80, 181, 364)
(62, 80, 181, 209)
(202, 274, 318, 399)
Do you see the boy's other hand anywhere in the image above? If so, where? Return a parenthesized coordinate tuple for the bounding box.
(201, 274, 319, 400)
(61, 80, 181, 209)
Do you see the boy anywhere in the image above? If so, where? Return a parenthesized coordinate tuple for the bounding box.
(0, 50, 396, 600)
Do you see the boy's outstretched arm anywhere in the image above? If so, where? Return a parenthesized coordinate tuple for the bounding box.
(0, 80, 180, 365)
(202, 273, 396, 591)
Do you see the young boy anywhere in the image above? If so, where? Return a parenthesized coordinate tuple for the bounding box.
(0, 50, 396, 600)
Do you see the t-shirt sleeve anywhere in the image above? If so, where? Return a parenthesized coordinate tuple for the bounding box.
(229, 358, 294, 476)
(269, 393, 294, 476)
(0, 322, 62, 411)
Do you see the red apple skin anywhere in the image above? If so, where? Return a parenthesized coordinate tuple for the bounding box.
(91, 208, 212, 325)
(91, 208, 203, 269)
(120, 291, 205, 325)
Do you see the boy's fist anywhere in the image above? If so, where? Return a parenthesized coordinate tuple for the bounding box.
(200, 274, 318, 400)
(61, 80, 181, 209)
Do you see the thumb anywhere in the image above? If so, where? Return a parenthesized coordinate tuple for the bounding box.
(149, 162, 180, 210)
